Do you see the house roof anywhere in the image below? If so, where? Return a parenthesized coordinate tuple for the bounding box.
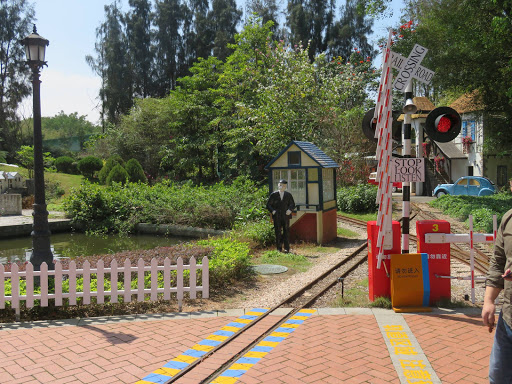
(397, 97, 435, 121)
(450, 90, 484, 114)
(0, 171, 21, 180)
(436, 140, 468, 160)
(265, 141, 339, 169)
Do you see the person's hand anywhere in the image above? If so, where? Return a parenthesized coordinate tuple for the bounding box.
(286, 210, 291, 215)
(272, 210, 276, 215)
(502, 268, 512, 280)
(482, 301, 496, 333)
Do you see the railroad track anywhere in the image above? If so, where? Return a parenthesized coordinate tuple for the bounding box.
(160, 242, 369, 383)
(151, 205, 489, 383)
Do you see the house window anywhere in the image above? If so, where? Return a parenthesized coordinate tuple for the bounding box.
(272, 169, 306, 204)
(462, 120, 476, 141)
(288, 151, 301, 166)
(497, 165, 507, 187)
(322, 168, 335, 202)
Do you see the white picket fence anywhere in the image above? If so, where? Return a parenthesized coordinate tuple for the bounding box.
(0, 256, 209, 319)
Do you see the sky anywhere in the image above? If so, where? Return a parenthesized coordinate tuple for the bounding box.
(18, 0, 405, 125)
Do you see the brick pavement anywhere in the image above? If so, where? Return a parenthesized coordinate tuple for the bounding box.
(0, 307, 492, 384)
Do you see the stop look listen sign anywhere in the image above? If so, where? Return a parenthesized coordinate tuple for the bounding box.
(392, 158, 425, 183)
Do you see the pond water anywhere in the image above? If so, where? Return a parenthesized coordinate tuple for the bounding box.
(0, 232, 186, 264)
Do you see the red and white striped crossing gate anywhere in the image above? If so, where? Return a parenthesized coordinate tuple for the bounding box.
(416, 215, 497, 304)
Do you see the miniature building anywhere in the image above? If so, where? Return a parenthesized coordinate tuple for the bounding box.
(0, 171, 25, 193)
(265, 141, 339, 244)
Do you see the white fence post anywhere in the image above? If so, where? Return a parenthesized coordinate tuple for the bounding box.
(0, 256, 209, 320)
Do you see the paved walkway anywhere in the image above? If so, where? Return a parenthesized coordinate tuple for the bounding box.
(0, 307, 493, 384)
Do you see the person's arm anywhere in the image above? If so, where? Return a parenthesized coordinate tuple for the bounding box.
(482, 286, 502, 332)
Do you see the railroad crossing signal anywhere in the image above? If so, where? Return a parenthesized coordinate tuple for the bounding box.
(424, 106, 462, 143)
(391, 44, 435, 91)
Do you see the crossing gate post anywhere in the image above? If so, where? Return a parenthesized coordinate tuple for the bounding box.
(367, 220, 401, 301)
(416, 220, 451, 304)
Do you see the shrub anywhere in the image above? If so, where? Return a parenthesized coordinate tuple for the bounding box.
(232, 219, 275, 248)
(98, 156, 124, 184)
(54, 156, 76, 174)
(196, 236, 252, 288)
(337, 184, 378, 213)
(77, 156, 103, 178)
(63, 178, 267, 234)
(125, 158, 147, 183)
(106, 164, 129, 186)
(429, 192, 512, 232)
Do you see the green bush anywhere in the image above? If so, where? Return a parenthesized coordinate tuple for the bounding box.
(125, 158, 147, 183)
(106, 164, 129, 186)
(337, 184, 378, 213)
(63, 178, 267, 233)
(196, 236, 252, 288)
(98, 156, 124, 184)
(54, 156, 76, 174)
(77, 156, 103, 178)
(233, 218, 275, 247)
(430, 192, 512, 232)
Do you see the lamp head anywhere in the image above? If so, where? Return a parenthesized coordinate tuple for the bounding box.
(403, 99, 417, 114)
(21, 25, 49, 68)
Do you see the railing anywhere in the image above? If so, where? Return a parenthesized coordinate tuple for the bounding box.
(0, 256, 209, 320)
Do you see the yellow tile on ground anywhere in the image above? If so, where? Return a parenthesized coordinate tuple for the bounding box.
(270, 332, 292, 338)
(280, 323, 300, 328)
(290, 316, 309, 321)
(191, 344, 215, 352)
(174, 355, 198, 364)
(207, 335, 229, 342)
(258, 340, 279, 348)
(235, 318, 253, 324)
(245, 311, 268, 316)
(210, 376, 239, 384)
(244, 351, 268, 358)
(299, 309, 317, 314)
(153, 367, 180, 376)
(221, 326, 242, 333)
(229, 363, 254, 370)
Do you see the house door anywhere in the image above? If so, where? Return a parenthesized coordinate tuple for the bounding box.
(467, 166, 473, 176)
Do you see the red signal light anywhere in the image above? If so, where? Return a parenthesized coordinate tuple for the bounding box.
(425, 107, 461, 143)
(437, 116, 452, 132)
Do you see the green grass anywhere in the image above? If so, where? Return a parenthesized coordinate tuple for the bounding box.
(337, 227, 359, 238)
(339, 211, 378, 222)
(255, 250, 312, 272)
(330, 278, 372, 307)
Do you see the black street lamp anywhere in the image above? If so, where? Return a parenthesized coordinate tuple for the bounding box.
(21, 25, 53, 270)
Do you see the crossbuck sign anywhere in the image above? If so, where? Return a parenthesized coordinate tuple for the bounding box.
(392, 44, 435, 91)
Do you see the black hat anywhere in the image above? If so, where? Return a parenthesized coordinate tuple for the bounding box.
(278, 179, 288, 184)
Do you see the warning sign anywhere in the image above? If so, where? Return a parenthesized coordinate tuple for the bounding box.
(392, 158, 425, 183)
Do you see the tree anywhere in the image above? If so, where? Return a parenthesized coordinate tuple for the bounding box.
(54, 156, 76, 174)
(393, 0, 512, 153)
(327, 0, 376, 61)
(98, 155, 124, 184)
(40, 111, 100, 149)
(246, 0, 281, 38)
(106, 163, 129, 185)
(126, 0, 154, 98)
(87, 1, 133, 125)
(125, 158, 147, 182)
(16, 145, 54, 178)
(77, 155, 103, 178)
(209, 0, 243, 61)
(0, 0, 35, 156)
(154, 0, 186, 95)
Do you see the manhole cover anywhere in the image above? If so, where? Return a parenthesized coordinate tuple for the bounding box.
(251, 264, 288, 275)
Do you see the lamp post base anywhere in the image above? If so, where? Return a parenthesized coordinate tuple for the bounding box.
(30, 203, 53, 271)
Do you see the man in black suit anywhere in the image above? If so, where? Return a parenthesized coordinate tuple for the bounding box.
(266, 179, 296, 253)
